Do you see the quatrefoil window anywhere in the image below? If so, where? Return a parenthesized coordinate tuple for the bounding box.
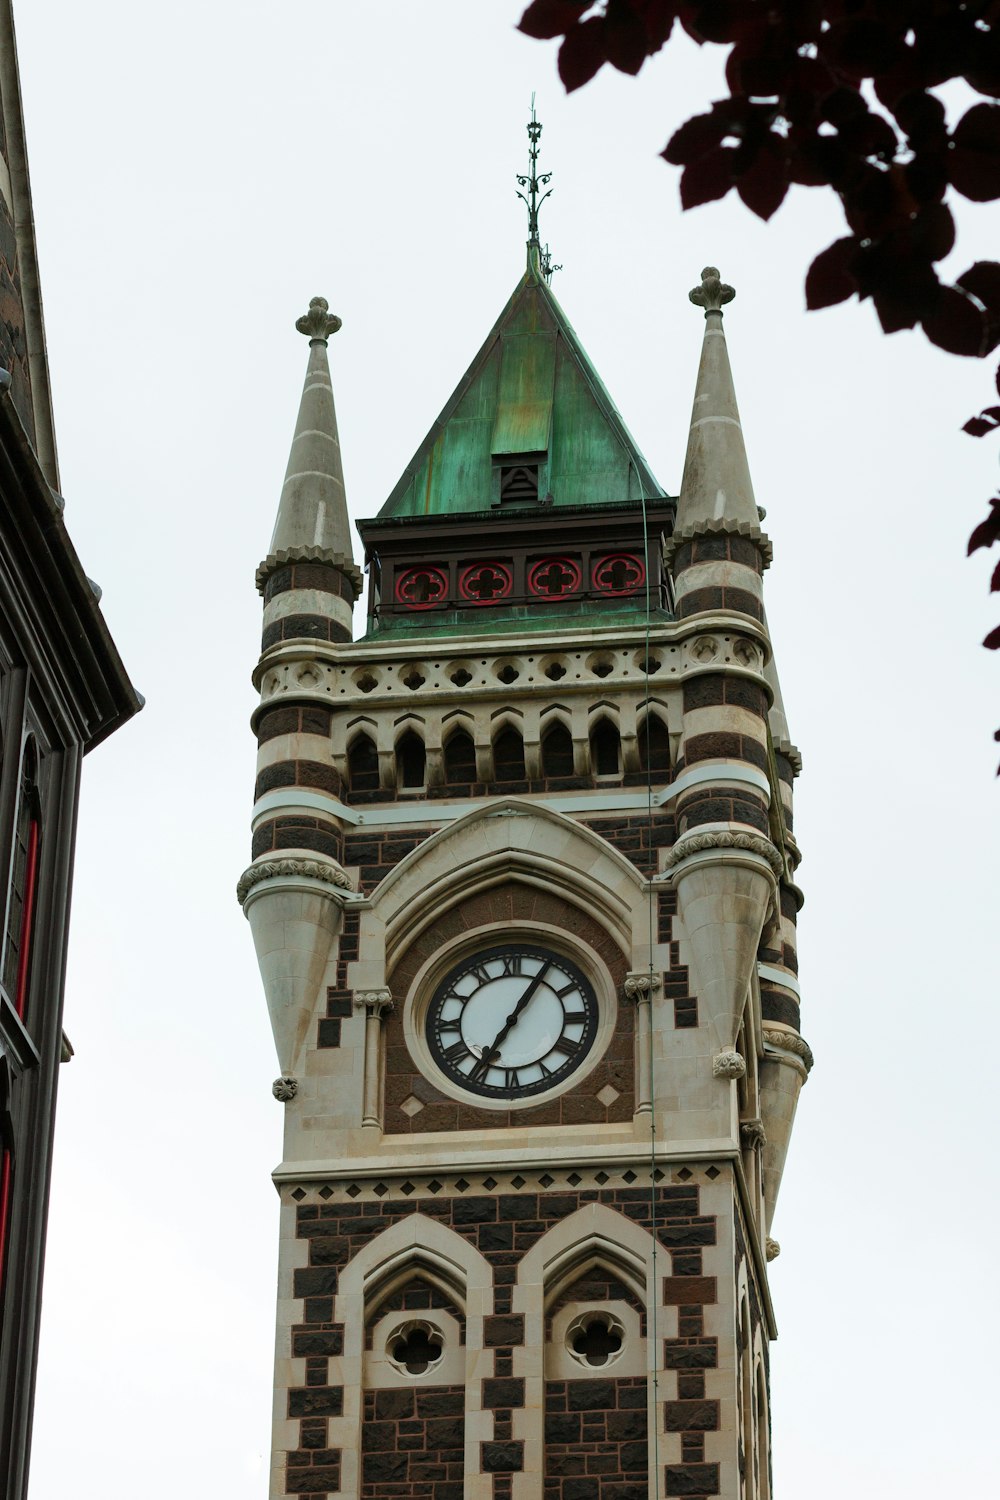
(566, 1311, 625, 1369)
(387, 1320, 444, 1376)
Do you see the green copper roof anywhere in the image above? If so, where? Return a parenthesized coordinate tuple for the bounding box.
(379, 258, 665, 519)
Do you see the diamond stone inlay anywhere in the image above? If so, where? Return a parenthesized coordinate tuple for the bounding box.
(400, 1095, 425, 1118)
(596, 1084, 620, 1108)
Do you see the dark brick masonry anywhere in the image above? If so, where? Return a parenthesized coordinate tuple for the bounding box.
(0, 185, 35, 444)
(285, 1186, 719, 1497)
(361, 1386, 465, 1500)
(582, 814, 676, 877)
(658, 894, 698, 1030)
(545, 1375, 648, 1500)
(264, 561, 359, 605)
(252, 814, 344, 864)
(383, 883, 633, 1132)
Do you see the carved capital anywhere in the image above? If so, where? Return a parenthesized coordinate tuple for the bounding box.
(272, 1076, 298, 1102)
(740, 1118, 767, 1151)
(765, 1237, 781, 1262)
(761, 1027, 815, 1074)
(295, 295, 342, 342)
(689, 265, 735, 313)
(624, 971, 661, 1002)
(662, 830, 784, 881)
(355, 988, 394, 1020)
(237, 856, 352, 907)
(713, 1048, 746, 1080)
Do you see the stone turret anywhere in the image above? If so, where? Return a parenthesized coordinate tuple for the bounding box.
(665, 268, 779, 1055)
(239, 298, 362, 1088)
(665, 267, 810, 1236)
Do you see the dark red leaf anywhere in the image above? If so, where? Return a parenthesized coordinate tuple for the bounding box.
(518, 0, 589, 40)
(557, 15, 607, 91)
(949, 102, 1000, 202)
(922, 285, 989, 355)
(736, 143, 789, 220)
(679, 147, 736, 208)
(604, 0, 651, 75)
(968, 500, 1000, 554)
(983, 623, 1000, 649)
(824, 17, 906, 80)
(963, 413, 1000, 437)
(957, 262, 1000, 312)
(992, 557, 1000, 592)
(996, 362, 1000, 401)
(663, 109, 727, 166)
(965, 30, 1000, 101)
(806, 238, 858, 310)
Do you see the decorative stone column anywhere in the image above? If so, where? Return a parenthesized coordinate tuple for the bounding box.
(623, 971, 660, 1116)
(355, 988, 394, 1128)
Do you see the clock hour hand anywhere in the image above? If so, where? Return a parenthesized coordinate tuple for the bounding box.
(475, 965, 551, 1070)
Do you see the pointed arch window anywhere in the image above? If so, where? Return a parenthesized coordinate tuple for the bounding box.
(493, 726, 525, 785)
(590, 719, 621, 779)
(443, 728, 476, 789)
(637, 714, 671, 778)
(348, 733, 380, 794)
(541, 721, 574, 781)
(396, 730, 426, 790)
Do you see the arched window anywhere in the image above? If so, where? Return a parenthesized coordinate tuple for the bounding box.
(443, 728, 476, 789)
(637, 714, 670, 777)
(493, 726, 525, 785)
(541, 721, 574, 780)
(590, 719, 621, 778)
(348, 733, 380, 794)
(396, 730, 426, 790)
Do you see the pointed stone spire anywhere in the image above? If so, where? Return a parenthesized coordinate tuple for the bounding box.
(675, 267, 767, 544)
(256, 297, 362, 600)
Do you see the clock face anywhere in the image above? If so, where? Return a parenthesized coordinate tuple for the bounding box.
(426, 942, 599, 1099)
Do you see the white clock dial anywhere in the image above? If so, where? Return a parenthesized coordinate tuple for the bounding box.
(426, 943, 598, 1098)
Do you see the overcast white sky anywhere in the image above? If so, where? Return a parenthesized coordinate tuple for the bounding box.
(14, 2, 999, 1495)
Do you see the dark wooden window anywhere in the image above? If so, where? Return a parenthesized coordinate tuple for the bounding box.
(590, 720, 621, 778)
(493, 726, 525, 784)
(638, 715, 671, 777)
(3, 740, 39, 1012)
(348, 733, 380, 793)
(542, 722, 575, 780)
(444, 728, 476, 788)
(396, 731, 426, 789)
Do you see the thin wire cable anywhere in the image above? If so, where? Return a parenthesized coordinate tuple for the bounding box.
(636, 460, 663, 1500)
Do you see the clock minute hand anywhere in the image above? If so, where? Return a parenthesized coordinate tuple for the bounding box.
(481, 965, 550, 1064)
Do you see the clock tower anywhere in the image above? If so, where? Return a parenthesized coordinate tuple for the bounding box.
(241, 146, 808, 1500)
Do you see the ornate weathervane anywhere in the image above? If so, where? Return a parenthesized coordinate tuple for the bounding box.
(517, 96, 560, 282)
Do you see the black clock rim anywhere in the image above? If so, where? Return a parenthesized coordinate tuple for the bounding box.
(425, 941, 599, 1100)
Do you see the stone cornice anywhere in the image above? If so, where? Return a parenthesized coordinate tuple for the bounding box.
(236, 854, 353, 907)
(255, 545, 364, 597)
(660, 828, 784, 880)
(664, 515, 773, 569)
(761, 1026, 814, 1074)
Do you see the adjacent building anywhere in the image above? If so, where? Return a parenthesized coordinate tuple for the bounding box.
(0, 5, 141, 1494)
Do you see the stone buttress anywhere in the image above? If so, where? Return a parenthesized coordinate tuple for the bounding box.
(241, 259, 812, 1500)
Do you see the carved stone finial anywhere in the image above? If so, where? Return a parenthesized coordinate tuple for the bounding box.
(273, 1076, 298, 1102)
(740, 1118, 767, 1151)
(689, 266, 735, 314)
(295, 296, 342, 343)
(713, 1048, 746, 1080)
(765, 1237, 781, 1262)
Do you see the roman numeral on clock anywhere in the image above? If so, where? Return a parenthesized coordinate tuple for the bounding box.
(551, 1036, 581, 1059)
(500, 954, 523, 976)
(469, 964, 492, 986)
(442, 1040, 470, 1063)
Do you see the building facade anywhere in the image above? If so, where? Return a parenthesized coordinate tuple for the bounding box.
(0, 5, 141, 1494)
(242, 245, 808, 1500)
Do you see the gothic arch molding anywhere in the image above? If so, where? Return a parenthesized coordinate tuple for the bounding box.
(368, 799, 647, 966)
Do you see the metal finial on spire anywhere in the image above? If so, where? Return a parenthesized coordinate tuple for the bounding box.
(517, 95, 554, 256)
(689, 267, 735, 315)
(295, 296, 342, 343)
